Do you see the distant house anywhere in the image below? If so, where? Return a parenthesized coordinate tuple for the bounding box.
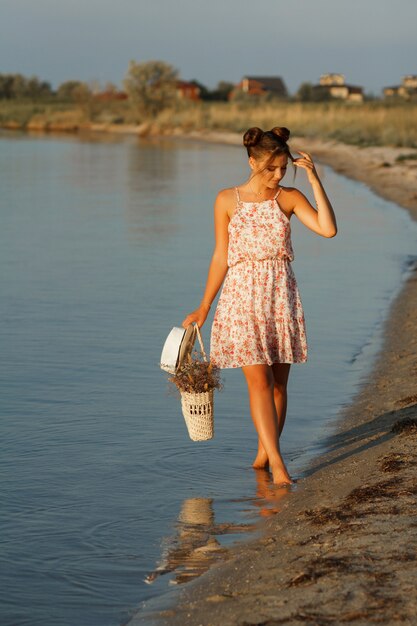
(383, 75, 417, 100)
(176, 81, 201, 102)
(314, 73, 364, 102)
(232, 75, 288, 99)
(93, 90, 128, 101)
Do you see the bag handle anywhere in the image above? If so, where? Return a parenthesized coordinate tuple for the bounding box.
(193, 322, 208, 363)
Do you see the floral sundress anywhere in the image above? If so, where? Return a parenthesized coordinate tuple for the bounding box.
(209, 186, 308, 368)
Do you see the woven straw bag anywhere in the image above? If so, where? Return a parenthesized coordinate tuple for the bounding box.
(180, 324, 214, 442)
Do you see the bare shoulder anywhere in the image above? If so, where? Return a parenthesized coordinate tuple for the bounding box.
(215, 187, 237, 219)
(215, 187, 236, 204)
(279, 186, 310, 210)
(280, 186, 307, 201)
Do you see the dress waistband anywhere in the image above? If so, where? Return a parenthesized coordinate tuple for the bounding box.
(228, 256, 291, 268)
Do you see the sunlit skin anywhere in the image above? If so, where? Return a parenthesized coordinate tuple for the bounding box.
(252, 468, 290, 517)
(182, 147, 337, 486)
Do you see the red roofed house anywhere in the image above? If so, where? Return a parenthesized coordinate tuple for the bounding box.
(93, 90, 128, 101)
(176, 81, 201, 102)
(233, 75, 288, 99)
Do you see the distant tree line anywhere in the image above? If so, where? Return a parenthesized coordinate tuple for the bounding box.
(0, 64, 382, 116)
(295, 82, 333, 102)
(188, 80, 235, 101)
(0, 73, 53, 100)
(0, 68, 235, 106)
(0, 73, 102, 103)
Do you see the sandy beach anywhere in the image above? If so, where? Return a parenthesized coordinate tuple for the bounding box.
(133, 132, 417, 625)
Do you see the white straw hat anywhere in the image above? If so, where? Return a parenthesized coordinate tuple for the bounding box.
(160, 324, 197, 374)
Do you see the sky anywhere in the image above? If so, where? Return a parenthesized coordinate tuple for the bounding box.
(1, 0, 417, 96)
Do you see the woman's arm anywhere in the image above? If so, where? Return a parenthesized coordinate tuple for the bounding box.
(291, 150, 338, 238)
(181, 189, 231, 329)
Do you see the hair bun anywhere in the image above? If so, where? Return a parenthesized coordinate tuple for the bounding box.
(271, 127, 290, 143)
(243, 127, 264, 148)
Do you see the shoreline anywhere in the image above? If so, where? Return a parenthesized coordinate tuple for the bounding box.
(132, 131, 417, 624)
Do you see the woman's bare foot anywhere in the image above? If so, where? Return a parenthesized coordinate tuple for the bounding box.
(252, 441, 269, 469)
(252, 451, 269, 469)
(270, 462, 293, 486)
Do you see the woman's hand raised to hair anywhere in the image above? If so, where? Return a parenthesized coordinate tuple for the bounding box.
(181, 303, 211, 329)
(293, 150, 319, 184)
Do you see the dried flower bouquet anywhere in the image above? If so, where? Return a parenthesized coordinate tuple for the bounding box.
(167, 350, 224, 395)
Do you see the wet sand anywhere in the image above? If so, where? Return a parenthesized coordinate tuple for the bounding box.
(131, 132, 417, 625)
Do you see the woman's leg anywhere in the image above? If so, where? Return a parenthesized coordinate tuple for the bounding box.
(273, 363, 291, 436)
(253, 363, 291, 469)
(242, 363, 292, 485)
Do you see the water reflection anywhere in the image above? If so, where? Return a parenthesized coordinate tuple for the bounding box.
(145, 472, 290, 586)
(125, 139, 180, 241)
(252, 468, 293, 516)
(127, 138, 179, 187)
(145, 497, 231, 586)
(59, 133, 132, 193)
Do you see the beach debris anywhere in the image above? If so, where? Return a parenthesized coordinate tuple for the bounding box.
(289, 610, 372, 623)
(395, 394, 417, 407)
(288, 570, 315, 586)
(345, 478, 400, 504)
(288, 555, 361, 588)
(391, 417, 417, 435)
(392, 552, 417, 562)
(302, 506, 360, 525)
(301, 477, 402, 529)
(205, 594, 228, 603)
(379, 452, 408, 473)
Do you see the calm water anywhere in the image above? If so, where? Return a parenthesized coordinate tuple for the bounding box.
(1, 131, 416, 626)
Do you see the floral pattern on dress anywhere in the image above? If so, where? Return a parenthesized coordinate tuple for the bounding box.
(209, 188, 308, 368)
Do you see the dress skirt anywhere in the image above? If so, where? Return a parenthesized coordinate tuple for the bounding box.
(209, 257, 308, 369)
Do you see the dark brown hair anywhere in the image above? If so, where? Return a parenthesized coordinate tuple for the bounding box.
(243, 126, 295, 175)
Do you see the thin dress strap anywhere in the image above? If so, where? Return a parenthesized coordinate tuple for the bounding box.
(235, 186, 241, 202)
(273, 187, 282, 200)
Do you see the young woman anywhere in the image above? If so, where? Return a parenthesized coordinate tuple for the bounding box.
(181, 127, 337, 486)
